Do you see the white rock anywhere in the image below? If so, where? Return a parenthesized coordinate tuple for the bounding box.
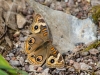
(17, 14, 26, 28)
(29, 0, 97, 53)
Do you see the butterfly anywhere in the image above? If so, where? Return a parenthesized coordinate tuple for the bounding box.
(24, 14, 64, 68)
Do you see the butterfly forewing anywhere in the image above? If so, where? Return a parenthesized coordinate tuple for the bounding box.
(24, 34, 44, 54)
(31, 14, 50, 42)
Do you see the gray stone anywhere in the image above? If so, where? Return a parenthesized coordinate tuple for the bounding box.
(89, 49, 99, 55)
(37, 68, 50, 75)
(68, 67, 75, 72)
(25, 64, 30, 72)
(81, 51, 89, 56)
(19, 35, 25, 42)
(28, 0, 97, 53)
(76, 58, 81, 62)
(5, 56, 11, 61)
(95, 70, 100, 75)
(8, 53, 14, 57)
(19, 57, 24, 66)
(97, 47, 100, 51)
(29, 65, 35, 71)
(80, 63, 92, 70)
(17, 14, 26, 28)
(9, 60, 20, 66)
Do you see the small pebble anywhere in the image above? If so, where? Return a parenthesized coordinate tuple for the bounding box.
(36, 67, 43, 73)
(68, 67, 75, 72)
(29, 65, 35, 71)
(81, 51, 89, 56)
(76, 58, 81, 62)
(95, 70, 100, 75)
(19, 57, 24, 66)
(25, 64, 30, 72)
(69, 60, 74, 65)
(5, 57, 11, 61)
(9, 60, 20, 66)
(44, 0, 53, 6)
(89, 49, 99, 55)
(73, 62, 80, 70)
(64, 0, 68, 2)
(17, 14, 26, 29)
(80, 63, 92, 70)
(8, 53, 14, 57)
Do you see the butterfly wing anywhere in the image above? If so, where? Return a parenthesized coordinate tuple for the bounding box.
(27, 43, 47, 67)
(30, 14, 50, 42)
(46, 43, 64, 68)
(24, 34, 44, 54)
(25, 14, 64, 68)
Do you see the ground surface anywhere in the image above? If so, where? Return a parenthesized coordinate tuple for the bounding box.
(0, 0, 100, 75)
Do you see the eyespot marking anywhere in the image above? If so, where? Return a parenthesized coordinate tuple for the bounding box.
(28, 37, 35, 44)
(36, 55, 43, 62)
(34, 25, 38, 30)
(50, 59, 55, 63)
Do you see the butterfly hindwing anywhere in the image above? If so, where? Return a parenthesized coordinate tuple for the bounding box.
(27, 43, 47, 66)
(46, 43, 64, 68)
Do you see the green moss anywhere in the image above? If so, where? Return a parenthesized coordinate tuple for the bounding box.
(83, 40, 100, 52)
(91, 5, 100, 24)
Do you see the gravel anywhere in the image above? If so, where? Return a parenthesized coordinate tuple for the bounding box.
(2, 0, 100, 75)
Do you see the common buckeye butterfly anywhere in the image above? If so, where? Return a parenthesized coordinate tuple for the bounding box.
(24, 14, 64, 68)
